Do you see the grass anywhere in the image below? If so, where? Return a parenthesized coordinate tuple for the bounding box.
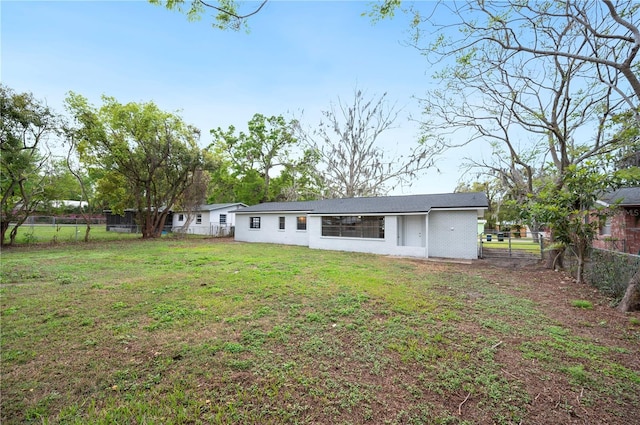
(1, 239, 638, 424)
(571, 299, 594, 309)
(4, 224, 142, 245)
(481, 237, 542, 254)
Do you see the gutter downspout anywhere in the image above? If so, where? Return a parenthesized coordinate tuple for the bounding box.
(425, 211, 430, 259)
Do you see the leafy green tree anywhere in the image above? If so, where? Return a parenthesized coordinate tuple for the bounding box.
(522, 164, 639, 283)
(65, 93, 205, 238)
(210, 113, 314, 204)
(41, 159, 84, 206)
(269, 148, 323, 201)
(1, 85, 58, 246)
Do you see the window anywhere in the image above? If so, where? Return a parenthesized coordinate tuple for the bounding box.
(178, 214, 184, 221)
(600, 217, 612, 235)
(279, 216, 285, 230)
(196, 214, 202, 224)
(250, 217, 261, 229)
(296, 216, 307, 230)
(321, 216, 384, 239)
(219, 214, 227, 224)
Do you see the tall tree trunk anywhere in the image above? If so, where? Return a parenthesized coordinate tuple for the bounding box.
(0, 221, 9, 247)
(618, 269, 640, 312)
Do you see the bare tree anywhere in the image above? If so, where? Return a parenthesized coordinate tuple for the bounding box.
(387, 1, 640, 118)
(297, 90, 443, 198)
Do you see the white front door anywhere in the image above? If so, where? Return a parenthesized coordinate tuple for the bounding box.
(400, 215, 425, 247)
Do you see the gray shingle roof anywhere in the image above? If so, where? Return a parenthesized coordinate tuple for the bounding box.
(600, 187, 640, 206)
(236, 192, 488, 215)
(196, 203, 247, 211)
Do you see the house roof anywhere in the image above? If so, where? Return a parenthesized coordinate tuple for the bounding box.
(236, 192, 488, 215)
(600, 187, 640, 207)
(194, 203, 247, 211)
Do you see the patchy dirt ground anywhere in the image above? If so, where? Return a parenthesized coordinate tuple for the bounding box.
(455, 257, 640, 425)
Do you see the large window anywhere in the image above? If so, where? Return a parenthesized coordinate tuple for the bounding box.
(219, 214, 227, 224)
(321, 216, 384, 239)
(297, 216, 307, 230)
(250, 217, 261, 229)
(279, 216, 285, 230)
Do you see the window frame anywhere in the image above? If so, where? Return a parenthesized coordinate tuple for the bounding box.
(219, 214, 227, 225)
(279, 216, 285, 230)
(296, 216, 307, 231)
(196, 214, 202, 224)
(249, 216, 261, 229)
(600, 217, 612, 236)
(321, 215, 384, 239)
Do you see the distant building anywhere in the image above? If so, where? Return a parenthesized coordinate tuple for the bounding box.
(594, 187, 640, 255)
(172, 203, 247, 236)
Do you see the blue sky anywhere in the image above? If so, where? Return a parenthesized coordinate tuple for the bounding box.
(2, 0, 470, 195)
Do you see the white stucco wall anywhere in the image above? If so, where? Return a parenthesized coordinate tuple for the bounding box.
(235, 210, 481, 260)
(235, 213, 309, 246)
(427, 210, 479, 259)
(173, 206, 241, 236)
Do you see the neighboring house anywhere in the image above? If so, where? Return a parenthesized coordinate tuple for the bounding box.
(235, 193, 488, 260)
(172, 203, 247, 236)
(594, 187, 640, 255)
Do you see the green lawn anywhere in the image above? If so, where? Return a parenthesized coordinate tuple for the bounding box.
(1, 239, 638, 424)
(481, 237, 543, 254)
(4, 224, 142, 245)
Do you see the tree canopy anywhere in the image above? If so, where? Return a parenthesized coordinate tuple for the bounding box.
(65, 93, 205, 238)
(1, 85, 57, 246)
(210, 113, 319, 204)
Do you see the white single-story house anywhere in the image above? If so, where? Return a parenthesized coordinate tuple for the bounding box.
(235, 193, 488, 260)
(172, 203, 247, 236)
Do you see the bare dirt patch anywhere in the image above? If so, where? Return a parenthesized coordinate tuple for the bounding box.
(456, 258, 640, 424)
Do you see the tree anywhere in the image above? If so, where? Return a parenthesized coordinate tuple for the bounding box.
(611, 108, 640, 170)
(374, 2, 638, 254)
(269, 148, 323, 201)
(1, 86, 57, 246)
(59, 126, 100, 242)
(376, 1, 640, 117)
(65, 93, 205, 238)
(618, 269, 640, 312)
(297, 90, 443, 198)
(150, 0, 267, 31)
(41, 159, 84, 205)
(175, 168, 210, 233)
(521, 164, 638, 283)
(210, 113, 312, 204)
(455, 180, 501, 230)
